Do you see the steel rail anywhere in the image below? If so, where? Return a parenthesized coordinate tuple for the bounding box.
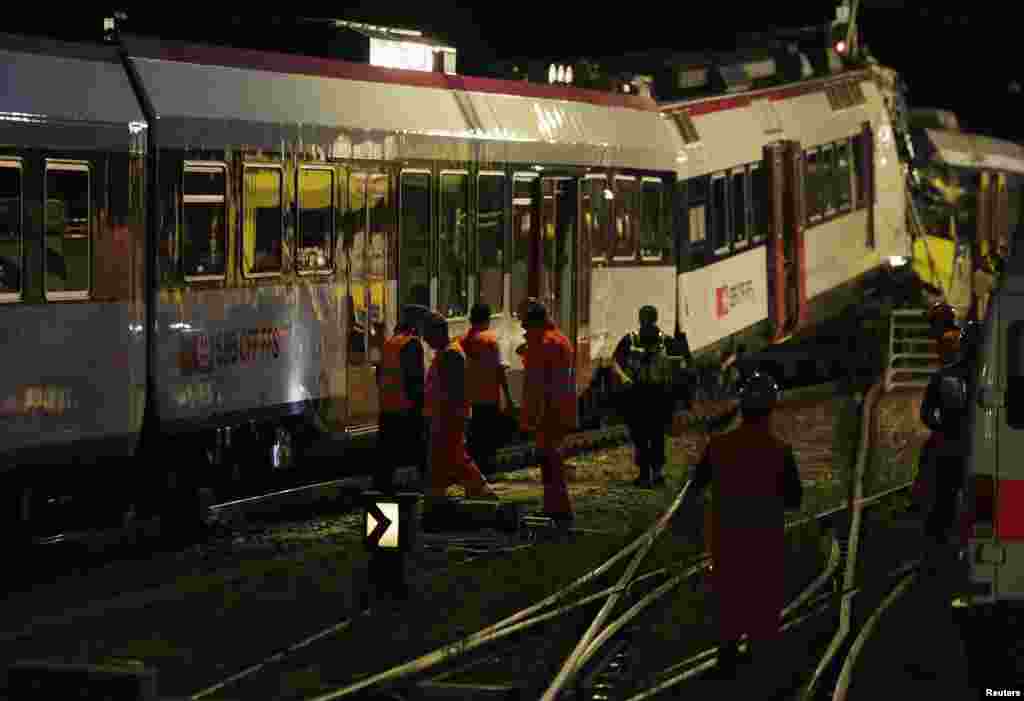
(617, 381, 910, 699)
(626, 558, 922, 701)
(555, 386, 886, 695)
(302, 483, 912, 700)
(804, 382, 882, 699)
(189, 380, 858, 700)
(575, 523, 845, 679)
(540, 482, 693, 701)
(307, 482, 696, 701)
(831, 571, 917, 701)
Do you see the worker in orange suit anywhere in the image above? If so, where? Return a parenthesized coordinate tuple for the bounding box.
(461, 303, 516, 476)
(518, 299, 575, 525)
(374, 304, 429, 493)
(422, 312, 498, 501)
(910, 302, 960, 513)
(686, 372, 802, 680)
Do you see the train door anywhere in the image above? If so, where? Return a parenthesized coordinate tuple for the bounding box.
(540, 176, 577, 332)
(346, 171, 391, 427)
(763, 141, 808, 341)
(510, 172, 538, 320)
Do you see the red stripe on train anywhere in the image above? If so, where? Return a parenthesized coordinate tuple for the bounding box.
(996, 478, 1024, 539)
(126, 38, 659, 112)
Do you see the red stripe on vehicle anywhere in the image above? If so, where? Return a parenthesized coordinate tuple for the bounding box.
(996, 478, 1024, 539)
(129, 39, 659, 112)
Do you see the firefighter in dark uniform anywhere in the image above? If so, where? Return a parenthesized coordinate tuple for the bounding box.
(461, 303, 516, 476)
(919, 321, 979, 555)
(909, 302, 961, 512)
(686, 372, 803, 679)
(612, 305, 682, 487)
(374, 304, 429, 493)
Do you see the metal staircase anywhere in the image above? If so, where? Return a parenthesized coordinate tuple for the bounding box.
(884, 308, 941, 392)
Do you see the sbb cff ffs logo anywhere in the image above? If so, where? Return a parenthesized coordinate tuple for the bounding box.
(179, 326, 289, 373)
(714, 280, 755, 320)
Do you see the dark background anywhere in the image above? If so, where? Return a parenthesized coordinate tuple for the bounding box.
(5, 3, 1018, 140)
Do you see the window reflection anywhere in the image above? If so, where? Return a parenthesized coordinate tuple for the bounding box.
(439, 173, 469, 318)
(510, 175, 535, 318)
(299, 168, 334, 272)
(477, 174, 505, 311)
(183, 165, 226, 278)
(399, 172, 431, 308)
(0, 164, 21, 295)
(46, 163, 91, 294)
(243, 167, 283, 275)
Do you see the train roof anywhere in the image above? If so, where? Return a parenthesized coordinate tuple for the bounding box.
(120, 35, 682, 171)
(920, 128, 1024, 176)
(0, 32, 145, 147)
(658, 67, 870, 116)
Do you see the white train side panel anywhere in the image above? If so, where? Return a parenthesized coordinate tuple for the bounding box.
(679, 246, 769, 353)
(589, 265, 676, 363)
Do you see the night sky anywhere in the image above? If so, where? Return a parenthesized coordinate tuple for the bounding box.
(6, 4, 1020, 140)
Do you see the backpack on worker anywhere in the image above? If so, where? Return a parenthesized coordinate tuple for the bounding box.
(625, 331, 676, 388)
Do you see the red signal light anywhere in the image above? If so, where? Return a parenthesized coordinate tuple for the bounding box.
(835, 40, 848, 55)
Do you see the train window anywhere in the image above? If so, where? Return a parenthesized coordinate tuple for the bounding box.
(584, 175, 609, 261)
(367, 173, 390, 337)
(439, 172, 469, 319)
(820, 145, 835, 214)
(805, 149, 822, 222)
(399, 171, 431, 309)
(45, 161, 91, 299)
(182, 163, 226, 281)
(848, 81, 866, 106)
(510, 173, 536, 319)
(477, 172, 505, 312)
(836, 140, 853, 211)
(710, 173, 729, 254)
(640, 177, 667, 260)
(731, 170, 747, 248)
(298, 167, 334, 273)
(348, 173, 368, 339)
(688, 175, 708, 246)
(613, 176, 638, 261)
(749, 165, 767, 243)
(242, 165, 284, 276)
(0, 161, 21, 298)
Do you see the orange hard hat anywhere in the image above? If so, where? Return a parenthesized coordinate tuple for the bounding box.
(936, 328, 962, 363)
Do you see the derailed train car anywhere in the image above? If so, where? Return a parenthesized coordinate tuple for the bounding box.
(0, 31, 908, 532)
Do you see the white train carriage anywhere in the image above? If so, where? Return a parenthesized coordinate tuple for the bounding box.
(121, 36, 681, 445)
(660, 65, 908, 367)
(0, 34, 147, 482)
(0, 28, 915, 532)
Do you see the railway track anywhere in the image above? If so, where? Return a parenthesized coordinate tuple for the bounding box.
(174, 374, 905, 695)
(546, 383, 928, 701)
(213, 378, 918, 701)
